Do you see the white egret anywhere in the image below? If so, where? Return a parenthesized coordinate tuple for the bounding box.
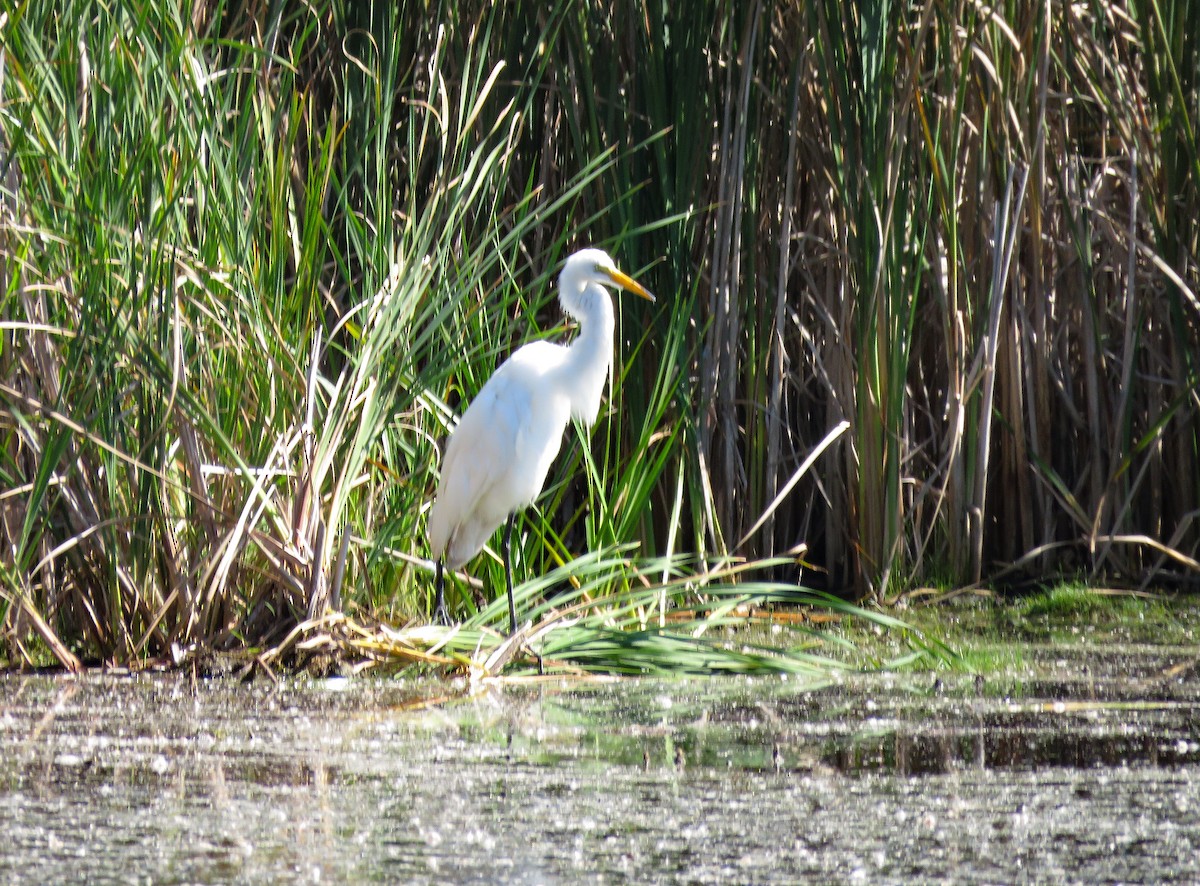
(428, 248, 655, 633)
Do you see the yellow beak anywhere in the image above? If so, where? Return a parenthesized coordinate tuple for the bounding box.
(604, 267, 656, 303)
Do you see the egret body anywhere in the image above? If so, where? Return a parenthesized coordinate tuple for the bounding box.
(427, 249, 654, 632)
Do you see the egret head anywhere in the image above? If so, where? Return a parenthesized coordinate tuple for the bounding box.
(561, 248, 656, 304)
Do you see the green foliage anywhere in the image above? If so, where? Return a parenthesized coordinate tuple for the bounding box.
(1013, 583, 1184, 643)
(1019, 584, 1110, 619)
(324, 552, 935, 677)
(0, 0, 661, 665)
(2, 0, 1198, 671)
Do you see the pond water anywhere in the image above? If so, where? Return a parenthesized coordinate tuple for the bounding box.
(1, 643, 1198, 883)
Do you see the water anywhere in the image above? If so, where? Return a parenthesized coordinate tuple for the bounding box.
(1, 643, 1198, 883)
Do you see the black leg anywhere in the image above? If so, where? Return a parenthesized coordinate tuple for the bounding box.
(503, 514, 518, 634)
(434, 558, 450, 625)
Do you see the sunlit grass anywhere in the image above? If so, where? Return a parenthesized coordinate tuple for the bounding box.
(262, 554, 943, 679)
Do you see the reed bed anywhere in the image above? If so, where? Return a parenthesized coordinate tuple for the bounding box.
(0, 0, 1196, 670)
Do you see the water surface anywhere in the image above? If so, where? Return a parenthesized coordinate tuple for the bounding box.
(1, 643, 1198, 883)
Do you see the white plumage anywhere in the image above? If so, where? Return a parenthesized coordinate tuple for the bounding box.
(428, 248, 654, 631)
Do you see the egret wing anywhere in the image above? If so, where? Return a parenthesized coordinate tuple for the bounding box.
(428, 363, 530, 565)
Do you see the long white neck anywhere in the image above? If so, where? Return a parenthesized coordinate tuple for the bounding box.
(559, 277, 614, 426)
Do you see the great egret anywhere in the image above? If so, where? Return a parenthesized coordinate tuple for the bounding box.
(428, 248, 655, 633)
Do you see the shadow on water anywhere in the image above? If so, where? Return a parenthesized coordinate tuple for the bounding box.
(1, 643, 1199, 883)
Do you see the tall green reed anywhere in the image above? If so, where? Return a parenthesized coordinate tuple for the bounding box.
(0, 0, 668, 665)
